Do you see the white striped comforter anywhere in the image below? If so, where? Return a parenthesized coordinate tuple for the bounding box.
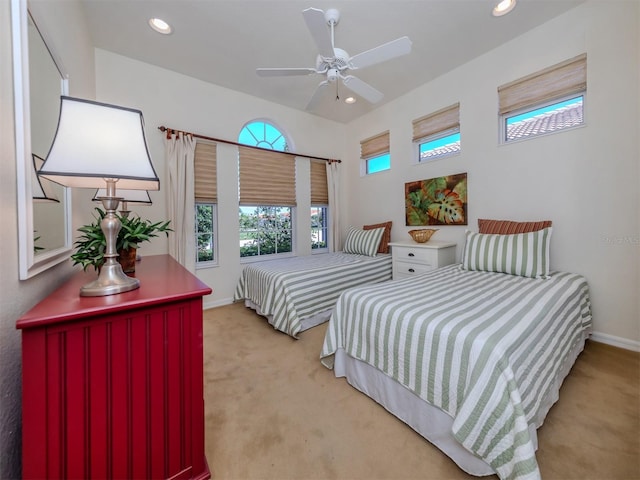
(234, 252, 392, 337)
(321, 264, 592, 480)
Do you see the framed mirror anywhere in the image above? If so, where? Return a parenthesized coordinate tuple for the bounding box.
(12, 0, 72, 279)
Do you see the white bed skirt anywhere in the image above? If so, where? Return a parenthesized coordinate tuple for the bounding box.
(244, 299, 332, 333)
(332, 329, 591, 476)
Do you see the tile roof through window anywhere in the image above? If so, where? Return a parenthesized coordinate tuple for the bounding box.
(507, 102, 583, 141)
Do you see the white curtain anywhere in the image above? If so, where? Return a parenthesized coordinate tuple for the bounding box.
(326, 161, 342, 252)
(164, 132, 196, 272)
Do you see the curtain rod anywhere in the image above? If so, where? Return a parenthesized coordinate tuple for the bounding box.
(157, 126, 341, 163)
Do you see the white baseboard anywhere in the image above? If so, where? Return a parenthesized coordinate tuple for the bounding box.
(203, 297, 234, 310)
(590, 331, 640, 352)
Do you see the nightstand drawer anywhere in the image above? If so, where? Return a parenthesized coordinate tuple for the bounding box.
(392, 246, 439, 265)
(393, 262, 437, 278)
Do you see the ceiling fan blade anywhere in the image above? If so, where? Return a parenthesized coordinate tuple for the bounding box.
(349, 36, 412, 70)
(306, 81, 330, 111)
(342, 75, 384, 104)
(302, 8, 335, 59)
(256, 67, 317, 77)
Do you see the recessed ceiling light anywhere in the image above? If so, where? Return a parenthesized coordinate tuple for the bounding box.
(492, 0, 516, 16)
(149, 18, 172, 34)
(345, 97, 356, 104)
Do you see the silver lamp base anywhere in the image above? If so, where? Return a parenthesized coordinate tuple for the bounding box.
(80, 261, 140, 297)
(80, 184, 140, 297)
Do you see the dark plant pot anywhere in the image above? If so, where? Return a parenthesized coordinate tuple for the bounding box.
(118, 247, 137, 274)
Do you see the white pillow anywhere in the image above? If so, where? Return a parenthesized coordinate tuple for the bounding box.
(461, 227, 552, 279)
(343, 226, 385, 257)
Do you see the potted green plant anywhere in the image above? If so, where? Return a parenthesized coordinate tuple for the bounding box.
(71, 207, 172, 273)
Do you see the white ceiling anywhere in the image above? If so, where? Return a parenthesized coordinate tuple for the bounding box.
(80, 0, 584, 124)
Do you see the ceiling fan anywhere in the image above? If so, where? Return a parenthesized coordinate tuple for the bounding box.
(256, 7, 412, 110)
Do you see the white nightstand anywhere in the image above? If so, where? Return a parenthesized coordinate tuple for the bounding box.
(388, 240, 457, 280)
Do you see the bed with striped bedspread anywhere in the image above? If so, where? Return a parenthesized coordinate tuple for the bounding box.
(321, 264, 592, 480)
(234, 252, 392, 337)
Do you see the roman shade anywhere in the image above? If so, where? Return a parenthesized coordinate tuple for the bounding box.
(360, 131, 390, 159)
(239, 146, 296, 206)
(310, 160, 328, 204)
(498, 53, 587, 115)
(412, 103, 460, 142)
(194, 141, 217, 203)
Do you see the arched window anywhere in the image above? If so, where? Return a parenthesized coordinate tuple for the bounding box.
(237, 120, 294, 259)
(238, 120, 289, 151)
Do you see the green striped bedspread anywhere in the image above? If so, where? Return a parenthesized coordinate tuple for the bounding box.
(234, 252, 392, 337)
(320, 264, 592, 480)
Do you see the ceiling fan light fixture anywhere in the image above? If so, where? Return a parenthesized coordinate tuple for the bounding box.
(492, 0, 516, 16)
(149, 17, 172, 34)
(257, 7, 412, 110)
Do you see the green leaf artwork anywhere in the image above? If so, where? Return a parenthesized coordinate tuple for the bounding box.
(405, 173, 467, 226)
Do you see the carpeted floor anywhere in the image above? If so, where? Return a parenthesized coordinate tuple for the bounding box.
(202, 303, 640, 480)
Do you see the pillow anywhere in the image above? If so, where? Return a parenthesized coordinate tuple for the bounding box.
(461, 227, 552, 279)
(343, 226, 385, 257)
(363, 221, 392, 254)
(478, 219, 552, 235)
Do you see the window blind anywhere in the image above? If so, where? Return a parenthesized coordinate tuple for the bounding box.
(239, 146, 296, 206)
(360, 131, 390, 159)
(310, 160, 328, 205)
(194, 141, 217, 203)
(412, 103, 460, 142)
(498, 53, 587, 115)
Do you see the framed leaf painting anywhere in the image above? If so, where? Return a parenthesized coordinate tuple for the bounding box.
(405, 172, 467, 226)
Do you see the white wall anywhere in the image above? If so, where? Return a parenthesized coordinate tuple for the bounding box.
(343, 1, 640, 347)
(94, 49, 346, 307)
(0, 0, 95, 478)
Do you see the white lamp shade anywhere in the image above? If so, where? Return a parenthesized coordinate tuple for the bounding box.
(93, 188, 152, 205)
(39, 96, 160, 190)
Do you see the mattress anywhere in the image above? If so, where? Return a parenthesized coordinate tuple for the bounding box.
(234, 252, 393, 337)
(321, 264, 593, 480)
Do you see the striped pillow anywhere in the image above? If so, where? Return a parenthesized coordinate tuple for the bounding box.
(343, 226, 385, 257)
(461, 227, 552, 279)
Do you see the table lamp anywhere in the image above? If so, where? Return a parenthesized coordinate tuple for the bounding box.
(39, 96, 160, 297)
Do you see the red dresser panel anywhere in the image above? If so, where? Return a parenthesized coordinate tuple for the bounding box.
(17, 255, 212, 480)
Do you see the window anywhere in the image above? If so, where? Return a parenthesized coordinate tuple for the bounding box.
(194, 142, 217, 266)
(498, 53, 586, 143)
(238, 120, 295, 259)
(239, 120, 288, 151)
(413, 103, 460, 162)
(361, 131, 390, 174)
(311, 206, 328, 250)
(196, 203, 216, 262)
(239, 206, 292, 257)
(503, 95, 583, 142)
(366, 153, 391, 174)
(310, 159, 329, 251)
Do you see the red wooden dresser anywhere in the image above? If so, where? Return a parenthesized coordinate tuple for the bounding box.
(17, 255, 212, 480)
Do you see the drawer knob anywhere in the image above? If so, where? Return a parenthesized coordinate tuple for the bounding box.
(408, 253, 415, 257)
(408, 268, 415, 273)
